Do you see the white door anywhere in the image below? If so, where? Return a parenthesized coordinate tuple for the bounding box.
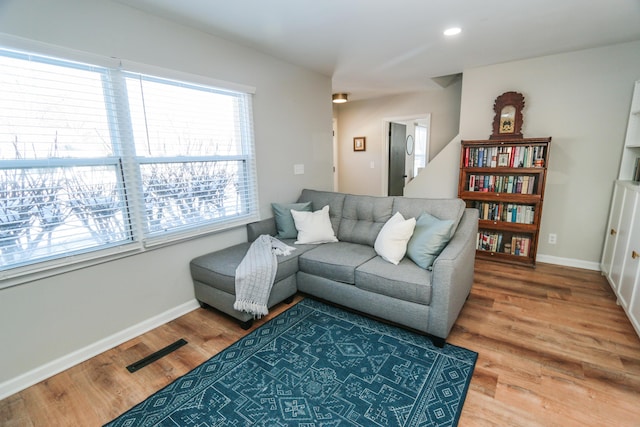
(610, 186, 634, 294)
(602, 182, 625, 277)
(619, 190, 640, 308)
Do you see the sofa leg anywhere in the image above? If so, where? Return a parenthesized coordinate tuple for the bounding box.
(239, 318, 254, 330)
(283, 295, 294, 304)
(431, 336, 446, 348)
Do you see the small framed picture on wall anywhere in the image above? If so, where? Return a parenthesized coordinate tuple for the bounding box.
(353, 137, 366, 151)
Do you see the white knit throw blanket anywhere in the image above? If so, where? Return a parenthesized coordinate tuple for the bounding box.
(233, 235, 296, 318)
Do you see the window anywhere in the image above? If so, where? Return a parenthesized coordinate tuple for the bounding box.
(0, 48, 258, 276)
(413, 125, 428, 177)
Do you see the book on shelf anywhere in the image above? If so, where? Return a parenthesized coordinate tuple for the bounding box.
(463, 145, 545, 168)
(471, 201, 535, 224)
(476, 231, 503, 252)
(510, 235, 530, 257)
(467, 174, 536, 194)
(476, 231, 532, 257)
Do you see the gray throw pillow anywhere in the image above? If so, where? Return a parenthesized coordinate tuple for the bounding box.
(272, 202, 312, 239)
(406, 212, 455, 269)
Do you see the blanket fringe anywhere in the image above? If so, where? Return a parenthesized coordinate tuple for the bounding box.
(234, 235, 296, 318)
(233, 300, 268, 318)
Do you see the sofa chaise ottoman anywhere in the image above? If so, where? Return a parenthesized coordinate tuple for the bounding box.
(190, 189, 478, 346)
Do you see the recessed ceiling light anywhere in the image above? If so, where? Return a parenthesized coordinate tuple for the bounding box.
(444, 27, 462, 36)
(332, 93, 348, 103)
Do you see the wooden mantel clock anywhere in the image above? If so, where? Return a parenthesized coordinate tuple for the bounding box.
(490, 91, 525, 140)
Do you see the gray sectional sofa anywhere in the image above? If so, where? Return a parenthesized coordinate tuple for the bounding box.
(190, 189, 478, 346)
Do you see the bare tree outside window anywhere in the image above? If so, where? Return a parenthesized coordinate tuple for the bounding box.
(141, 161, 236, 232)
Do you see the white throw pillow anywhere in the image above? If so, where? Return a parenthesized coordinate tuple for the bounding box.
(374, 212, 417, 265)
(291, 205, 338, 244)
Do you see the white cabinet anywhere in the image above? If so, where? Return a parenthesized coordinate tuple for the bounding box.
(601, 181, 640, 337)
(602, 79, 640, 338)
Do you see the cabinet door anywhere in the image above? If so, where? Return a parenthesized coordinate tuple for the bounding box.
(619, 192, 640, 309)
(601, 183, 625, 276)
(628, 268, 640, 337)
(610, 187, 636, 294)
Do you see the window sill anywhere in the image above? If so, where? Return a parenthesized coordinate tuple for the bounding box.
(0, 213, 259, 290)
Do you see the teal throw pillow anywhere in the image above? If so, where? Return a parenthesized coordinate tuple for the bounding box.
(272, 202, 312, 239)
(407, 212, 455, 269)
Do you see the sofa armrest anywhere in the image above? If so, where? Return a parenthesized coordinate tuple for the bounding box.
(246, 217, 277, 242)
(428, 208, 479, 339)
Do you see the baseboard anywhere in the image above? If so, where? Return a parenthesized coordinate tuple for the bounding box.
(536, 254, 600, 271)
(0, 255, 601, 401)
(0, 299, 200, 401)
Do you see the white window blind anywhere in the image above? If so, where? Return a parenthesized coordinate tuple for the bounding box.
(0, 47, 258, 275)
(123, 73, 258, 240)
(0, 51, 131, 270)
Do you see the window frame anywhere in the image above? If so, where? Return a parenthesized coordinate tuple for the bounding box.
(413, 124, 429, 177)
(0, 40, 259, 287)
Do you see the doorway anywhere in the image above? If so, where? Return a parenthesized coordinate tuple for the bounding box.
(382, 114, 431, 196)
(388, 122, 406, 196)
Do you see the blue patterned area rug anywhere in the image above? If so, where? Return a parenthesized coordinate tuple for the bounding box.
(105, 299, 477, 427)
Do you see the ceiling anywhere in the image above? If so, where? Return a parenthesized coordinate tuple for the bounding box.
(115, 0, 640, 101)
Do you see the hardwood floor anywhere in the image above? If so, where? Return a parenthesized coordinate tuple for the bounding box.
(452, 261, 640, 427)
(1, 260, 639, 426)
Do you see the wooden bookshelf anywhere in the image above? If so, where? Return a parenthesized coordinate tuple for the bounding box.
(458, 137, 551, 266)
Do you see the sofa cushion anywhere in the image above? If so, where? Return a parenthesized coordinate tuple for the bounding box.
(272, 201, 312, 239)
(337, 195, 393, 246)
(297, 189, 346, 236)
(291, 205, 339, 244)
(392, 197, 465, 234)
(298, 242, 376, 284)
(355, 256, 433, 305)
(190, 240, 314, 295)
(406, 212, 456, 269)
(374, 212, 416, 265)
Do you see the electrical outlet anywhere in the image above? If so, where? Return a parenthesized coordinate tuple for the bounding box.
(548, 233, 557, 245)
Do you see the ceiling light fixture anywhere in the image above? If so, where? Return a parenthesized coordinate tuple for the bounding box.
(443, 27, 462, 36)
(332, 93, 348, 103)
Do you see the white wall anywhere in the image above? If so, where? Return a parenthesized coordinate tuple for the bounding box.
(0, 0, 333, 394)
(334, 40, 640, 266)
(404, 134, 461, 199)
(335, 81, 462, 195)
(460, 40, 640, 267)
